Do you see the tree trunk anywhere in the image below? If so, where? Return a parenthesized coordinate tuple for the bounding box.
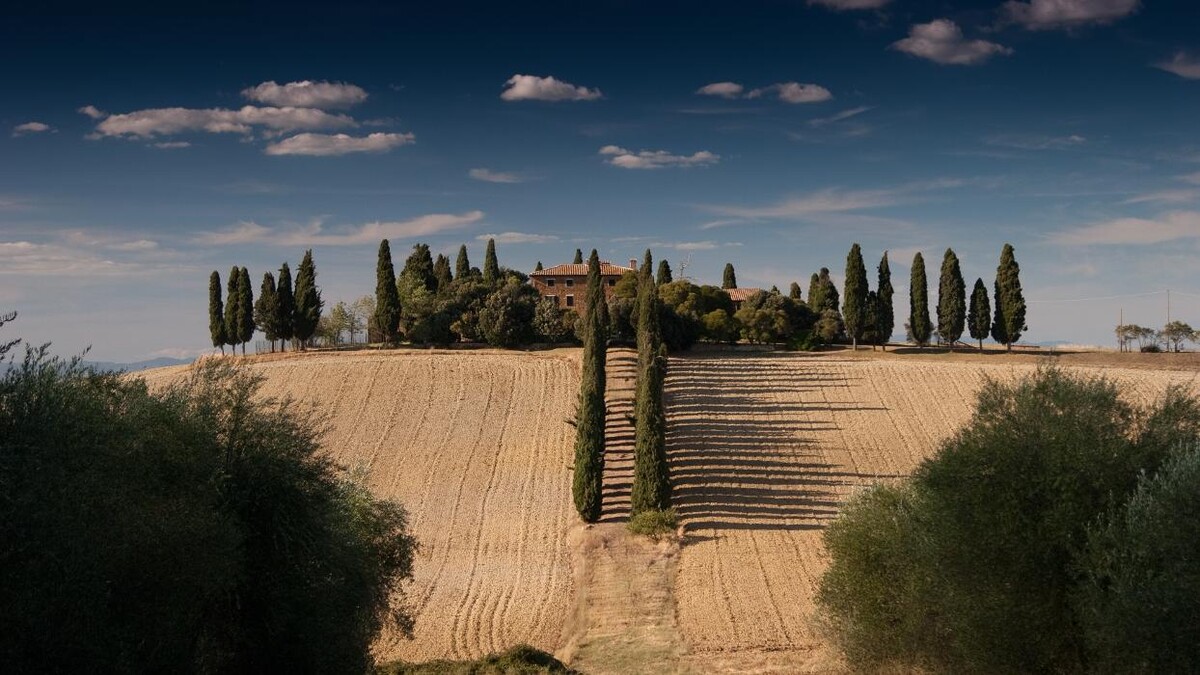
(852, 337, 857, 351)
(979, 338, 983, 351)
(1006, 342, 1012, 352)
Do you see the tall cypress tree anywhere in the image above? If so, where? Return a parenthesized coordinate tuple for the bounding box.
(722, 263, 737, 289)
(991, 243, 1027, 351)
(374, 240, 401, 344)
(455, 244, 471, 280)
(534, 261, 543, 272)
(909, 252, 931, 347)
(937, 248, 966, 347)
(483, 238, 500, 286)
(402, 243, 437, 292)
(657, 259, 672, 285)
(238, 266, 254, 355)
(635, 250, 660, 378)
(573, 250, 607, 523)
(224, 265, 241, 353)
(254, 272, 279, 352)
(968, 277, 991, 350)
(843, 243, 868, 350)
(789, 282, 802, 301)
(808, 273, 823, 312)
(861, 290, 881, 350)
(877, 252, 895, 350)
(573, 248, 584, 265)
(276, 262, 295, 351)
(631, 343, 670, 515)
(433, 253, 453, 291)
(817, 267, 840, 314)
(208, 270, 227, 354)
(293, 249, 322, 349)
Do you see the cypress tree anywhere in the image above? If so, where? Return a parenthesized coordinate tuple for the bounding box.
(936, 248, 966, 347)
(968, 277, 991, 350)
(877, 252, 894, 350)
(276, 262, 295, 351)
(573, 250, 607, 523)
(224, 265, 241, 353)
(374, 240, 401, 344)
(402, 243, 437, 292)
(455, 244, 471, 280)
(861, 290, 881, 350)
(573, 248, 584, 265)
(534, 260, 543, 272)
(991, 243, 1027, 351)
(208, 270, 226, 354)
(433, 253, 453, 291)
(254, 272, 279, 352)
(293, 249, 322, 349)
(483, 238, 500, 286)
(631, 343, 671, 515)
(238, 266, 254, 355)
(843, 243, 868, 350)
(636, 250, 660, 377)
(817, 268, 839, 314)
(789, 282, 802, 301)
(657, 259, 672, 285)
(808, 273, 823, 312)
(909, 252, 931, 347)
(722, 263, 737, 289)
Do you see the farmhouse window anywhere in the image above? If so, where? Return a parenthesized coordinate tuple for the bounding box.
(565, 279, 574, 287)
(544, 295, 559, 306)
(566, 295, 575, 307)
(607, 279, 615, 286)
(546, 278, 556, 287)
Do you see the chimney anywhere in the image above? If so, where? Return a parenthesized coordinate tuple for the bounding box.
(629, 258, 637, 271)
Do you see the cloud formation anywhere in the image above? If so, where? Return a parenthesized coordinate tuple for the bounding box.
(241, 80, 368, 109)
(1001, 0, 1140, 31)
(747, 82, 833, 103)
(599, 145, 720, 170)
(699, 179, 963, 225)
(198, 211, 484, 246)
(1156, 52, 1200, 80)
(476, 232, 558, 244)
(695, 82, 745, 98)
(263, 132, 414, 156)
(1050, 210, 1200, 245)
(85, 105, 356, 138)
(892, 20, 1013, 65)
(12, 122, 52, 137)
(809, 106, 874, 127)
(807, 0, 891, 9)
(152, 141, 191, 150)
(985, 133, 1086, 150)
(500, 74, 602, 102)
(468, 168, 524, 183)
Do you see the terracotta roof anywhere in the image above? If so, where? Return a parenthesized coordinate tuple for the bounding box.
(531, 261, 633, 277)
(726, 287, 764, 302)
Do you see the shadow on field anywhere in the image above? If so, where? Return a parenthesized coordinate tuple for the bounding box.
(664, 351, 901, 535)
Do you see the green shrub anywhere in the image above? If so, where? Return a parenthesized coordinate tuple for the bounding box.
(626, 507, 678, 539)
(378, 644, 577, 674)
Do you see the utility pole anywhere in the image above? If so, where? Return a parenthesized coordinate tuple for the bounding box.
(1167, 289, 1171, 324)
(1119, 307, 1124, 352)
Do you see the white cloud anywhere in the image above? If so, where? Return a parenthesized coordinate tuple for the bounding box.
(892, 20, 1013, 65)
(1157, 52, 1200, 80)
(84, 105, 356, 139)
(809, 106, 874, 127)
(985, 133, 1086, 150)
(672, 241, 722, 251)
(1050, 210, 1200, 245)
(0, 238, 176, 277)
(263, 132, 414, 156)
(699, 179, 963, 225)
(599, 145, 720, 170)
(1120, 189, 1199, 205)
(747, 82, 833, 104)
(1002, 0, 1140, 31)
(78, 105, 107, 119)
(695, 82, 745, 98)
(241, 80, 368, 109)
(152, 141, 191, 149)
(12, 122, 52, 136)
(500, 74, 602, 102)
(468, 168, 524, 183)
(198, 211, 484, 246)
(807, 0, 891, 9)
(476, 232, 558, 244)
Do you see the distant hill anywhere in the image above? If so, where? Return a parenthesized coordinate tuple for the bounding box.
(85, 357, 193, 372)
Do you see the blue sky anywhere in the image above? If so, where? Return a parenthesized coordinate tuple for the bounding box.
(3, 0, 1200, 361)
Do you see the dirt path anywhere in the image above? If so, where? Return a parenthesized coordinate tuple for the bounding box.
(600, 347, 638, 522)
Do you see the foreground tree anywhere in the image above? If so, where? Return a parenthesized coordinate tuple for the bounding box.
(483, 238, 500, 286)
(573, 250, 608, 523)
(968, 277, 990, 350)
(0, 355, 417, 672)
(209, 270, 227, 354)
(293, 250, 322, 349)
(254, 272, 280, 352)
(843, 243, 868, 350)
(991, 243, 1027, 351)
(631, 343, 670, 515)
(936, 248, 965, 347)
(909, 252, 931, 347)
(237, 267, 254, 355)
(877, 252, 894, 350)
(374, 240, 401, 344)
(276, 262, 295, 351)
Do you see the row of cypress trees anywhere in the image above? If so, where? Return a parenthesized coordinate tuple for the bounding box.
(207, 250, 323, 354)
(572, 250, 608, 522)
(631, 250, 671, 517)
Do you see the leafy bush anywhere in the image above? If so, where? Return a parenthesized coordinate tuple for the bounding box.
(701, 309, 740, 344)
(378, 644, 577, 674)
(478, 280, 538, 347)
(817, 367, 1200, 673)
(786, 329, 822, 351)
(0, 351, 417, 672)
(626, 507, 678, 539)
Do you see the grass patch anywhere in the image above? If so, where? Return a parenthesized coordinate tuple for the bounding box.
(377, 644, 576, 674)
(627, 508, 678, 539)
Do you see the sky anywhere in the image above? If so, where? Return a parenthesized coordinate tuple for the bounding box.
(3, 0, 1200, 361)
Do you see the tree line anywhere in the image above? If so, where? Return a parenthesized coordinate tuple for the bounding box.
(207, 250, 323, 354)
(1116, 320, 1198, 353)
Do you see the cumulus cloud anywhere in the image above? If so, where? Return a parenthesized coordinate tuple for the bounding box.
(807, 0, 891, 9)
(263, 132, 414, 156)
(1050, 210, 1200, 245)
(599, 145, 720, 170)
(747, 82, 833, 103)
(78, 105, 107, 119)
(1157, 52, 1200, 80)
(85, 105, 356, 138)
(468, 168, 524, 183)
(1002, 0, 1140, 31)
(241, 80, 368, 109)
(12, 122, 52, 137)
(695, 82, 745, 98)
(475, 232, 558, 244)
(892, 20, 1013, 65)
(500, 74, 602, 102)
(198, 211, 484, 246)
